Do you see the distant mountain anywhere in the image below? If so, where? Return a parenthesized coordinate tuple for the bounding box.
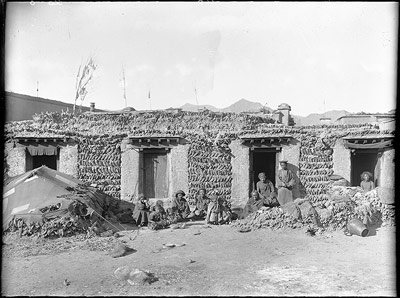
(292, 110, 351, 126)
(221, 98, 264, 113)
(180, 98, 267, 113)
(180, 100, 356, 126)
(180, 103, 219, 112)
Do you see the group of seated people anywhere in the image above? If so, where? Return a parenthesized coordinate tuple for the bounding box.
(131, 188, 235, 230)
(131, 162, 374, 230)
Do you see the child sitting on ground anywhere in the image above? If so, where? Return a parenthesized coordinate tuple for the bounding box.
(187, 188, 210, 220)
(148, 203, 170, 230)
(205, 194, 221, 225)
(166, 207, 179, 224)
(217, 196, 233, 225)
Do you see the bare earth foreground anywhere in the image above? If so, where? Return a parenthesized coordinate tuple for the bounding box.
(1, 222, 396, 296)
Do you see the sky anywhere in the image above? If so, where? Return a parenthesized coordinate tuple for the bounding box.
(5, 2, 398, 116)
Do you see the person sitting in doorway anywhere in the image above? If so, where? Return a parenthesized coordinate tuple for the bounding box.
(132, 193, 151, 227)
(256, 172, 278, 207)
(171, 190, 191, 221)
(360, 171, 375, 192)
(187, 188, 210, 220)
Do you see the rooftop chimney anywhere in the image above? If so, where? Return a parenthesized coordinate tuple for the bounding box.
(277, 103, 291, 126)
(90, 102, 95, 112)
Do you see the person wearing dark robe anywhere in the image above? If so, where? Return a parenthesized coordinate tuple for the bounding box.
(188, 188, 210, 220)
(132, 193, 150, 227)
(360, 171, 374, 192)
(256, 172, 278, 207)
(171, 190, 191, 221)
(276, 160, 296, 206)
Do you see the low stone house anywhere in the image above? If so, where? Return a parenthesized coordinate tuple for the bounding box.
(4, 108, 394, 208)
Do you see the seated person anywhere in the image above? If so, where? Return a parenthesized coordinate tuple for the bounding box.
(188, 188, 210, 220)
(256, 172, 279, 207)
(205, 194, 220, 225)
(166, 207, 179, 224)
(240, 190, 266, 219)
(148, 204, 170, 230)
(217, 196, 233, 224)
(171, 190, 191, 221)
(360, 171, 375, 192)
(151, 199, 164, 212)
(132, 193, 150, 227)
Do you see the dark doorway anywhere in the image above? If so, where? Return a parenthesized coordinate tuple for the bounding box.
(143, 150, 168, 198)
(250, 149, 277, 192)
(350, 150, 378, 186)
(26, 152, 59, 171)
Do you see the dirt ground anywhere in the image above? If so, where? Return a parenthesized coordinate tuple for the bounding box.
(1, 222, 396, 296)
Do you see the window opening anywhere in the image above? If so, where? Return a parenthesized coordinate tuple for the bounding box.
(350, 149, 378, 187)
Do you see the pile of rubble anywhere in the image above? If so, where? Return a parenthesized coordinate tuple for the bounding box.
(232, 186, 394, 232)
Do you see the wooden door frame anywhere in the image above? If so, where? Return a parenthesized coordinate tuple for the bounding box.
(249, 147, 280, 193)
(140, 148, 170, 198)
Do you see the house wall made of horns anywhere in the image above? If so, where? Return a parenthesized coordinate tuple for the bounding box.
(4, 111, 394, 207)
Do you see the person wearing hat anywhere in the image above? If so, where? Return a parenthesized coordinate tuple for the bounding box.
(360, 171, 374, 192)
(132, 193, 151, 227)
(187, 188, 210, 220)
(276, 159, 296, 206)
(171, 190, 191, 221)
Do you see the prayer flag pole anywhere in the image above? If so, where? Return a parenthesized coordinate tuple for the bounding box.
(148, 89, 152, 110)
